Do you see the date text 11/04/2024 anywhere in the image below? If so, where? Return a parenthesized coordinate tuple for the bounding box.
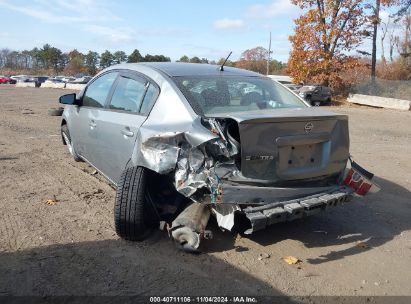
(149, 296, 258, 303)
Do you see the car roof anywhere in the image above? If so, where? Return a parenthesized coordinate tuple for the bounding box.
(115, 62, 262, 77)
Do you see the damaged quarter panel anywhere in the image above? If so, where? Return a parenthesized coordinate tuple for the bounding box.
(126, 66, 218, 176)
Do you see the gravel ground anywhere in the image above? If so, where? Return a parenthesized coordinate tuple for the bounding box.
(0, 86, 410, 300)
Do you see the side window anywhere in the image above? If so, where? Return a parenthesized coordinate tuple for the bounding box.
(109, 76, 147, 113)
(140, 84, 158, 114)
(83, 72, 118, 108)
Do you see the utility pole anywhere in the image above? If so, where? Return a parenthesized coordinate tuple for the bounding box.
(371, 0, 381, 83)
(266, 32, 272, 75)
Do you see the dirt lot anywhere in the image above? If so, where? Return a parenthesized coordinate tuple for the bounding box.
(0, 86, 410, 299)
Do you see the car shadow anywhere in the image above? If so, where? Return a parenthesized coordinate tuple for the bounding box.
(203, 177, 411, 265)
(0, 239, 298, 302)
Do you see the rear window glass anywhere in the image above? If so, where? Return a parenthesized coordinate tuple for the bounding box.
(172, 76, 306, 116)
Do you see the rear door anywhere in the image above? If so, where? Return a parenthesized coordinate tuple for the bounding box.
(92, 71, 159, 184)
(69, 71, 119, 163)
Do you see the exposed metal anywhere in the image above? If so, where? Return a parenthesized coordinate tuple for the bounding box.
(61, 62, 361, 251)
(170, 202, 211, 252)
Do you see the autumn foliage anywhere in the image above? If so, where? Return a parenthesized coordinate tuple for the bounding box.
(235, 47, 287, 74)
(288, 0, 369, 90)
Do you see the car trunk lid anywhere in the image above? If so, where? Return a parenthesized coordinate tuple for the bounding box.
(209, 107, 349, 181)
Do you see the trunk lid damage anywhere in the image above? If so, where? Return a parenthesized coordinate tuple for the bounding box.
(133, 108, 373, 252)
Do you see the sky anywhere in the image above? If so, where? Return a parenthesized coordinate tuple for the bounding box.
(0, 0, 301, 62)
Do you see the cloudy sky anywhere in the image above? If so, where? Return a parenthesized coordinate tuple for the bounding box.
(0, 0, 301, 62)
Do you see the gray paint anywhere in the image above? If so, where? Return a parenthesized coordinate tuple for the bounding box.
(62, 63, 350, 209)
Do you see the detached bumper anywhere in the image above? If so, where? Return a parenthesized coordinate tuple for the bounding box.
(241, 185, 354, 234)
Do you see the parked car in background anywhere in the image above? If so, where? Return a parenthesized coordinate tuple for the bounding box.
(26, 76, 49, 87)
(58, 62, 363, 252)
(268, 75, 302, 93)
(62, 76, 76, 83)
(69, 76, 92, 84)
(11, 75, 29, 82)
(45, 78, 64, 84)
(299, 85, 332, 106)
(0, 76, 16, 84)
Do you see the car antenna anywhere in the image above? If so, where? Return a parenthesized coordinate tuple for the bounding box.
(220, 51, 232, 72)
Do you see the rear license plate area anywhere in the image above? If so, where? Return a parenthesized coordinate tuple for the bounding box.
(278, 142, 325, 172)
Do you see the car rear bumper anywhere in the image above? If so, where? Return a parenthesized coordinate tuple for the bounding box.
(240, 185, 354, 234)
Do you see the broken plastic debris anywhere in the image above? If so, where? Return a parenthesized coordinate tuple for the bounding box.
(212, 204, 239, 231)
(283, 256, 302, 265)
(258, 253, 270, 260)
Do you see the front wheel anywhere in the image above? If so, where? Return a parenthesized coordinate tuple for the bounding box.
(114, 167, 159, 241)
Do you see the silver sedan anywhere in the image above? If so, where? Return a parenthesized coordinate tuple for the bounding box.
(59, 62, 368, 252)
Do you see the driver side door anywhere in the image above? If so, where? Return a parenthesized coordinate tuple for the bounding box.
(69, 71, 119, 165)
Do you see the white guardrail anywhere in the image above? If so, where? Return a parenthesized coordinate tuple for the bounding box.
(348, 94, 411, 111)
(15, 82, 86, 90)
(15, 82, 36, 88)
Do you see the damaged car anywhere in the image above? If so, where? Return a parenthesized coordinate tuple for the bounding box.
(59, 62, 376, 252)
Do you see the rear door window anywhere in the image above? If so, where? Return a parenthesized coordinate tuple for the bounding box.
(109, 76, 147, 113)
(83, 72, 118, 108)
(140, 84, 159, 114)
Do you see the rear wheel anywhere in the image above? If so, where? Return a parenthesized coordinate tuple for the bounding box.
(61, 124, 81, 161)
(114, 167, 160, 241)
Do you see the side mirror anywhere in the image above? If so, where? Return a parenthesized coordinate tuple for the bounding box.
(59, 93, 78, 105)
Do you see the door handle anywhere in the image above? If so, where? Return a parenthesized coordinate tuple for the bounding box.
(121, 128, 134, 137)
(89, 120, 97, 128)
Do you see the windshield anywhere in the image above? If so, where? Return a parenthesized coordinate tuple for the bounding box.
(172, 76, 307, 116)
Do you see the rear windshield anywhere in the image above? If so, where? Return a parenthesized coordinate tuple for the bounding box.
(172, 76, 306, 116)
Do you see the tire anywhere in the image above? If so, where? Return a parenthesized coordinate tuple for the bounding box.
(312, 100, 321, 106)
(48, 107, 64, 116)
(114, 167, 157, 241)
(61, 124, 82, 161)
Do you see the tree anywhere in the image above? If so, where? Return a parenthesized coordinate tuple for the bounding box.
(113, 51, 127, 64)
(100, 50, 114, 68)
(270, 59, 287, 74)
(128, 49, 144, 63)
(217, 57, 235, 67)
(288, 1, 369, 89)
(189, 56, 202, 63)
(236, 46, 269, 74)
(178, 55, 190, 62)
(398, 9, 411, 76)
(63, 49, 86, 75)
(85, 51, 99, 75)
(143, 54, 171, 62)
